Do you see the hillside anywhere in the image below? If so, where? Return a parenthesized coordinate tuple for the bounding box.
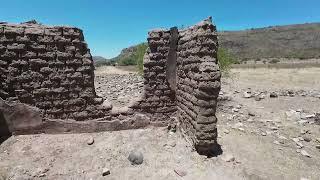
(109, 43, 148, 66)
(92, 56, 109, 62)
(109, 23, 320, 62)
(92, 56, 112, 67)
(219, 23, 320, 60)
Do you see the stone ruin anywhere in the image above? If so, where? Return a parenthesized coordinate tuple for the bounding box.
(0, 18, 221, 155)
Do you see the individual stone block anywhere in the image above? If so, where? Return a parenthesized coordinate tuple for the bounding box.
(25, 27, 45, 35)
(4, 26, 24, 34)
(7, 43, 25, 50)
(30, 59, 48, 67)
(44, 28, 62, 36)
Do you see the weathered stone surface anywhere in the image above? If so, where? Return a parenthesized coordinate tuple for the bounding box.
(0, 18, 220, 153)
(176, 17, 220, 155)
(0, 98, 43, 134)
(0, 22, 108, 125)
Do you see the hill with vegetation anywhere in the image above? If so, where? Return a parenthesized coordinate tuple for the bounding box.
(96, 23, 320, 70)
(92, 56, 112, 67)
(219, 23, 320, 60)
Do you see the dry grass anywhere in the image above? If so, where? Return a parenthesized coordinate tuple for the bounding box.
(227, 67, 320, 90)
(231, 62, 320, 69)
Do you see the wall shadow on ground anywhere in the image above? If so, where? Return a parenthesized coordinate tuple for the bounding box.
(0, 111, 11, 144)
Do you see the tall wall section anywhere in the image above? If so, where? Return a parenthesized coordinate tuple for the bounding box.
(0, 22, 111, 121)
(130, 29, 177, 124)
(176, 19, 221, 154)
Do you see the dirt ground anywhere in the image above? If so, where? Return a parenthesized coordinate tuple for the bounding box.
(0, 66, 320, 180)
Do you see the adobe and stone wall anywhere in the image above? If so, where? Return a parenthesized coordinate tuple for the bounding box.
(132, 18, 221, 154)
(0, 18, 220, 155)
(176, 19, 220, 154)
(129, 28, 178, 125)
(0, 22, 111, 122)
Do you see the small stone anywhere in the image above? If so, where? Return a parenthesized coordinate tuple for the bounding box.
(254, 96, 261, 101)
(285, 110, 301, 121)
(248, 111, 255, 116)
(102, 168, 110, 176)
(270, 126, 278, 131)
(300, 129, 308, 135)
(87, 136, 94, 145)
(303, 136, 312, 142)
(266, 131, 273, 135)
(270, 92, 278, 98)
(296, 142, 304, 148)
(273, 140, 281, 145)
(316, 138, 320, 143)
(300, 150, 311, 158)
(243, 91, 252, 98)
(278, 135, 288, 140)
(261, 132, 267, 136)
(247, 118, 254, 122)
(174, 169, 187, 177)
(278, 139, 285, 144)
(232, 108, 239, 113)
(305, 114, 315, 118)
(222, 154, 235, 162)
(292, 138, 304, 148)
(38, 173, 46, 177)
(296, 149, 301, 153)
(164, 141, 176, 148)
(292, 138, 300, 143)
(223, 129, 230, 134)
(316, 145, 320, 149)
(298, 120, 308, 125)
(128, 150, 144, 165)
(232, 122, 243, 129)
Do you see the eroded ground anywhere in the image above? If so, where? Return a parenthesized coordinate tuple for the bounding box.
(0, 66, 320, 180)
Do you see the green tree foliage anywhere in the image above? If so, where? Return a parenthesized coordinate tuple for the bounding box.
(217, 48, 238, 72)
(117, 43, 148, 71)
(135, 43, 148, 73)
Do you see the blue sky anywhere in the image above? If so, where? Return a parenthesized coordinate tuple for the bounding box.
(0, 0, 319, 58)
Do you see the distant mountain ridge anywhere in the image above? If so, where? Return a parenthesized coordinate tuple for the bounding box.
(92, 56, 109, 62)
(108, 22, 320, 62)
(219, 22, 320, 60)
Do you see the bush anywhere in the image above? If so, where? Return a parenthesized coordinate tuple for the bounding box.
(135, 43, 148, 73)
(269, 59, 280, 64)
(115, 43, 148, 73)
(218, 48, 238, 72)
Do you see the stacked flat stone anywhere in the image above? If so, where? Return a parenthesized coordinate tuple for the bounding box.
(0, 22, 111, 121)
(176, 18, 220, 154)
(130, 29, 177, 122)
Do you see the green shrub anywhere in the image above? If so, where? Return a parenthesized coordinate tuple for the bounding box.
(135, 43, 148, 73)
(218, 48, 238, 72)
(269, 59, 280, 64)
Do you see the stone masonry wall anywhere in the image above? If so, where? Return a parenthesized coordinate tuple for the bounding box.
(176, 18, 221, 154)
(131, 18, 221, 154)
(0, 22, 111, 121)
(0, 19, 220, 155)
(130, 29, 177, 124)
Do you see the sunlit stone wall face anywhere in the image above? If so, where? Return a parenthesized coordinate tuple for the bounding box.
(0, 22, 111, 121)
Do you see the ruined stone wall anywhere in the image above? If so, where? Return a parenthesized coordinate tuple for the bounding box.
(132, 18, 221, 154)
(130, 29, 177, 124)
(0, 23, 111, 121)
(176, 19, 221, 154)
(0, 19, 220, 154)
